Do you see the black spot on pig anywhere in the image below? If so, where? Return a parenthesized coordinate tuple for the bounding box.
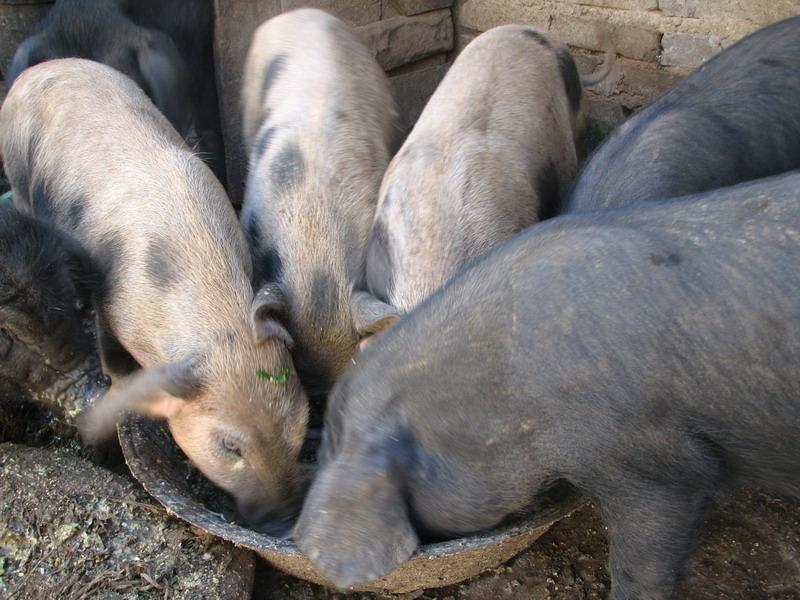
(253, 126, 276, 163)
(556, 48, 582, 112)
(31, 181, 50, 217)
(145, 237, 178, 288)
(247, 218, 283, 286)
(270, 143, 305, 190)
(95, 232, 125, 300)
(649, 252, 682, 267)
(260, 54, 286, 105)
(537, 160, 561, 220)
(522, 29, 551, 48)
(311, 272, 337, 313)
(67, 201, 86, 230)
(254, 247, 283, 287)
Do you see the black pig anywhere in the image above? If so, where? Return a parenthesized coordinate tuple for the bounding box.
(0, 205, 108, 419)
(567, 15, 800, 212)
(296, 171, 800, 599)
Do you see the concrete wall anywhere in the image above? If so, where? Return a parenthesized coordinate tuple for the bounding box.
(453, 0, 800, 140)
(214, 0, 456, 204)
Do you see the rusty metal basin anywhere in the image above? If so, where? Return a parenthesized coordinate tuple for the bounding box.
(118, 416, 584, 594)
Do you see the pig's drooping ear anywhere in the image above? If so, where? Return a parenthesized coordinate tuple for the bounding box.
(77, 358, 202, 445)
(251, 282, 294, 348)
(351, 291, 400, 343)
(137, 33, 192, 136)
(294, 452, 419, 589)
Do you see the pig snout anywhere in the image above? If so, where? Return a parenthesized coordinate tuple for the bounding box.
(236, 466, 313, 537)
(237, 492, 301, 538)
(239, 504, 297, 539)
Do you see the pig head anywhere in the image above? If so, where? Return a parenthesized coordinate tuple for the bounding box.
(0, 205, 109, 418)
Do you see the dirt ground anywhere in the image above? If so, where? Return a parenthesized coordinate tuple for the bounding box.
(0, 442, 253, 599)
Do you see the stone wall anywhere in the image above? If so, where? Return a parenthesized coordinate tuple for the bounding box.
(214, 0, 455, 204)
(453, 1, 800, 139)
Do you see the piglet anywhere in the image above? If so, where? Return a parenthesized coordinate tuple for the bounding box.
(0, 205, 108, 421)
(240, 9, 401, 395)
(368, 25, 612, 313)
(0, 59, 308, 533)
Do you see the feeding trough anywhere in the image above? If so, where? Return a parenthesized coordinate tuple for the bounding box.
(119, 416, 585, 594)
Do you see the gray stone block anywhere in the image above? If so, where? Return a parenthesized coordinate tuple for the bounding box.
(357, 8, 453, 71)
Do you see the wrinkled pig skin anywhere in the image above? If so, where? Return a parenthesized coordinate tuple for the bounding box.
(240, 9, 401, 395)
(368, 25, 588, 314)
(0, 59, 309, 532)
(567, 15, 800, 212)
(296, 171, 800, 599)
(7, 0, 225, 184)
(0, 205, 108, 422)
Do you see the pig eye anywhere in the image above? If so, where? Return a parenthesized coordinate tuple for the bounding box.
(220, 437, 242, 457)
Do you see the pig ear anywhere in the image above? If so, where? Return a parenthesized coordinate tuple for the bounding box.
(294, 452, 418, 589)
(351, 291, 400, 339)
(137, 33, 192, 136)
(77, 359, 202, 445)
(251, 283, 294, 348)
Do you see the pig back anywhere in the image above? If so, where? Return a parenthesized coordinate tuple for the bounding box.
(0, 59, 252, 364)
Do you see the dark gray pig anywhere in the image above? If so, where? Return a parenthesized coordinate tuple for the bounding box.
(296, 171, 800, 598)
(7, 0, 225, 183)
(368, 25, 611, 313)
(116, 0, 225, 185)
(240, 9, 400, 395)
(0, 59, 308, 532)
(0, 205, 108, 420)
(567, 15, 800, 212)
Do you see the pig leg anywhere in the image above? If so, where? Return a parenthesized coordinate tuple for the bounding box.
(601, 483, 710, 600)
(96, 314, 139, 382)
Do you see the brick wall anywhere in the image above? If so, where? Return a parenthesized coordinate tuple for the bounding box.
(214, 0, 456, 204)
(453, 0, 800, 140)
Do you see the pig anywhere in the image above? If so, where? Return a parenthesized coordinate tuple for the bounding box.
(0, 204, 109, 419)
(6, 0, 225, 183)
(295, 171, 800, 598)
(0, 59, 308, 532)
(368, 25, 612, 313)
(240, 9, 400, 396)
(567, 15, 800, 212)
